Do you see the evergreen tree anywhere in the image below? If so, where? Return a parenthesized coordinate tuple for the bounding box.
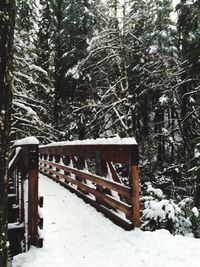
(13, 0, 58, 142)
(37, 0, 55, 74)
(15, 0, 37, 34)
(126, 0, 179, 168)
(177, 0, 200, 154)
(52, 0, 95, 136)
(36, 0, 58, 131)
(176, 0, 200, 206)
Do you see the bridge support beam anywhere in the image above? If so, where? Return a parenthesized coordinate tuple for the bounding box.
(130, 165, 140, 227)
(28, 145, 39, 247)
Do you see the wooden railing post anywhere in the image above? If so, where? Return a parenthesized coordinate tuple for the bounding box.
(8, 137, 43, 255)
(130, 165, 140, 227)
(129, 146, 140, 228)
(28, 144, 39, 247)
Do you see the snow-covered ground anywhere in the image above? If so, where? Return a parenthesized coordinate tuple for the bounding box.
(13, 175, 200, 267)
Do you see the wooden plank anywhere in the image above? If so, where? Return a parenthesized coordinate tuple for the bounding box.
(39, 144, 139, 165)
(40, 170, 133, 231)
(63, 155, 71, 179)
(71, 156, 87, 193)
(95, 154, 107, 204)
(107, 162, 121, 184)
(40, 166, 131, 216)
(28, 169, 38, 246)
(28, 145, 39, 247)
(130, 165, 140, 227)
(107, 161, 128, 203)
(40, 160, 131, 199)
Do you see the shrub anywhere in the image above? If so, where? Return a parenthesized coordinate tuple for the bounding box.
(141, 182, 200, 236)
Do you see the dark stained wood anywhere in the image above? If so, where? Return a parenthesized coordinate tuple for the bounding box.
(107, 162, 121, 184)
(40, 166, 131, 216)
(107, 162, 127, 202)
(71, 155, 78, 166)
(8, 143, 43, 253)
(27, 145, 39, 247)
(71, 155, 87, 193)
(40, 160, 131, 199)
(130, 165, 140, 227)
(39, 144, 139, 165)
(40, 169, 133, 231)
(55, 154, 61, 179)
(95, 153, 106, 204)
(39, 141, 140, 229)
(28, 169, 39, 247)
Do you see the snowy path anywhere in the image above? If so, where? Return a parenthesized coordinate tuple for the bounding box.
(13, 174, 200, 267)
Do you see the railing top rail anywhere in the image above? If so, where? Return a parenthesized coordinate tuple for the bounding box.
(39, 137, 138, 165)
(39, 136, 140, 229)
(40, 136, 137, 148)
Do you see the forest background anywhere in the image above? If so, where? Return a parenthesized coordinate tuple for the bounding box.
(6, 0, 200, 236)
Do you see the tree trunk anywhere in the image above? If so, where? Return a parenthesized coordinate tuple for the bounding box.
(54, 0, 64, 130)
(0, 1, 16, 266)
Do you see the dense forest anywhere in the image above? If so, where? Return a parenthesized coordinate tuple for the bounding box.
(12, 0, 200, 235)
(1, 1, 200, 264)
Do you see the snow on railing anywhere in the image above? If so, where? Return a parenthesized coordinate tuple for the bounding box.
(39, 137, 140, 230)
(8, 138, 43, 256)
(13, 136, 39, 147)
(40, 136, 137, 148)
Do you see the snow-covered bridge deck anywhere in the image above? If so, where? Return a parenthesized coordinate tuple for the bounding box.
(13, 174, 200, 267)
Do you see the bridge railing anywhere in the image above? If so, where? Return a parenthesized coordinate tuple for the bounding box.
(8, 137, 43, 256)
(39, 138, 140, 230)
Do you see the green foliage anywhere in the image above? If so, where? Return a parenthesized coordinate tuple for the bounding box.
(190, 210, 200, 238)
(141, 183, 200, 237)
(178, 198, 200, 238)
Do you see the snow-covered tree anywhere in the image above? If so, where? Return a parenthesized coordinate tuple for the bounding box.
(177, 0, 200, 153)
(75, 0, 134, 138)
(52, 0, 95, 136)
(176, 0, 200, 206)
(13, 0, 58, 143)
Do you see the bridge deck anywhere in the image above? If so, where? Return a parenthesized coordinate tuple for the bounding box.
(12, 174, 200, 267)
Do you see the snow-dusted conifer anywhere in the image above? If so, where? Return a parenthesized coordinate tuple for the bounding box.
(13, 0, 58, 143)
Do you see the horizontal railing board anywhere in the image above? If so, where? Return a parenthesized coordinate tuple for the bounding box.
(40, 160, 131, 199)
(39, 144, 139, 165)
(40, 166, 131, 216)
(40, 170, 133, 231)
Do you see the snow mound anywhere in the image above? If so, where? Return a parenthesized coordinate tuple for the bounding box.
(13, 136, 39, 146)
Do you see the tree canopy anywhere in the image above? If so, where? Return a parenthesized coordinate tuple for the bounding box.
(1, 0, 200, 250)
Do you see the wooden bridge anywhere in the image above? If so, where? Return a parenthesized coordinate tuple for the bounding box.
(8, 137, 140, 256)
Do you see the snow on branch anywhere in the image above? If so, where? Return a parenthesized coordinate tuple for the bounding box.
(13, 101, 37, 117)
(113, 107, 128, 131)
(29, 64, 48, 76)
